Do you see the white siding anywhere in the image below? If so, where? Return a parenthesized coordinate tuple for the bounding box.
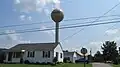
(64, 53, 73, 62)
(73, 53, 77, 63)
(5, 51, 54, 63)
(76, 54, 88, 60)
(76, 54, 83, 60)
(54, 44, 63, 62)
(4, 53, 20, 63)
(64, 52, 77, 63)
(4, 53, 8, 62)
(12, 58, 20, 63)
(4, 44, 63, 63)
(23, 51, 54, 63)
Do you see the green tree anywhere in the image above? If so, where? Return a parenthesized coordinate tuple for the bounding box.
(119, 47, 120, 55)
(101, 41, 118, 62)
(94, 51, 103, 62)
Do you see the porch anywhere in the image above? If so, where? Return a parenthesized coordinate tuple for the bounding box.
(4, 51, 24, 63)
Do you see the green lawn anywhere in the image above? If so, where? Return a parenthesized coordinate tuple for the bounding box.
(112, 64, 120, 67)
(0, 63, 92, 67)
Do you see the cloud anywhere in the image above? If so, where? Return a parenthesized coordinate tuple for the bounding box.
(87, 41, 103, 55)
(15, 0, 20, 4)
(20, 15, 25, 21)
(113, 37, 120, 41)
(20, 15, 32, 21)
(27, 16, 32, 21)
(1, 30, 31, 48)
(14, 0, 61, 14)
(41, 25, 55, 36)
(105, 29, 119, 35)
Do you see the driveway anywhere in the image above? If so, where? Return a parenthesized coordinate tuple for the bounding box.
(92, 63, 112, 67)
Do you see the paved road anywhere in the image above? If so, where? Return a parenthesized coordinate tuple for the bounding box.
(92, 63, 112, 67)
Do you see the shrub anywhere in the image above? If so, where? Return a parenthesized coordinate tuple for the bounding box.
(113, 59, 119, 65)
(53, 57, 58, 64)
(24, 60, 30, 64)
(35, 62, 40, 64)
(117, 58, 120, 64)
(41, 62, 47, 65)
(20, 58, 23, 64)
(69, 61, 72, 63)
(47, 62, 51, 64)
(63, 57, 70, 63)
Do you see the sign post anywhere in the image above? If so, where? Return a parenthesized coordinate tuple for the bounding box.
(81, 48, 88, 67)
(51, 9, 64, 45)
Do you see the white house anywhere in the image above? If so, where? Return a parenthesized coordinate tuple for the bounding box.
(4, 42, 63, 63)
(63, 51, 77, 63)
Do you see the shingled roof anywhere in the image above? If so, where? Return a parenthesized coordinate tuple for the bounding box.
(7, 42, 58, 52)
(63, 51, 75, 55)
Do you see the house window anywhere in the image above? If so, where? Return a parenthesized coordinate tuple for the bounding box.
(27, 51, 29, 57)
(32, 51, 35, 57)
(13, 52, 21, 58)
(16, 52, 21, 58)
(43, 51, 50, 58)
(27, 51, 35, 57)
(60, 53, 62, 58)
(43, 51, 45, 58)
(13, 52, 16, 58)
(56, 52, 58, 58)
(48, 51, 50, 58)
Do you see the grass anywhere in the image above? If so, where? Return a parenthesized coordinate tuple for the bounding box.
(0, 63, 92, 67)
(112, 64, 120, 67)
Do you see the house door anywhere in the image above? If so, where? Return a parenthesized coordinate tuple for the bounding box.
(8, 52, 12, 61)
(56, 52, 58, 60)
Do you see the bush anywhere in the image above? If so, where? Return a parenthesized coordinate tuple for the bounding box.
(41, 62, 47, 65)
(35, 62, 40, 64)
(53, 57, 58, 64)
(117, 58, 120, 64)
(57, 62, 61, 64)
(20, 58, 23, 64)
(113, 59, 119, 65)
(47, 62, 51, 64)
(69, 61, 72, 63)
(51, 63, 56, 66)
(63, 57, 70, 63)
(24, 60, 30, 64)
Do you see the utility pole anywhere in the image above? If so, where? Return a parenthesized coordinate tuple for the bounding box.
(90, 48, 92, 63)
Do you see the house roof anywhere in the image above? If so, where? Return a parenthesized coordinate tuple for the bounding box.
(63, 51, 75, 55)
(7, 42, 59, 52)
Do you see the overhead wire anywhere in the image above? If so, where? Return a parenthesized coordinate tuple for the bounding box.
(13, 17, 120, 32)
(1, 20, 120, 35)
(1, 14, 120, 29)
(61, 2, 120, 42)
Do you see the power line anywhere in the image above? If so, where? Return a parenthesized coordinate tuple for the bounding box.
(97, 20, 120, 41)
(11, 17, 120, 32)
(1, 20, 120, 35)
(0, 14, 120, 29)
(61, 2, 120, 42)
(62, 17, 120, 26)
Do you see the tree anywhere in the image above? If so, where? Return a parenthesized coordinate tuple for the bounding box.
(119, 47, 120, 55)
(94, 51, 103, 62)
(101, 41, 118, 62)
(88, 55, 93, 62)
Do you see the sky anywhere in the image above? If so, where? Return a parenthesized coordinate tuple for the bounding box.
(0, 0, 120, 55)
